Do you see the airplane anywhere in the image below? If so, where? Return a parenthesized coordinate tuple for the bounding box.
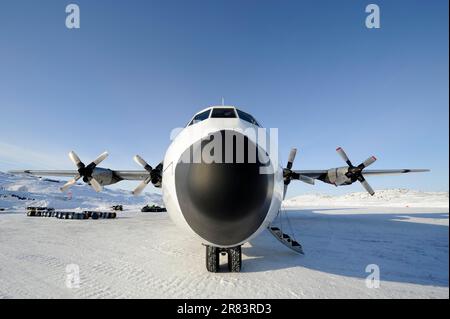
(10, 105, 429, 272)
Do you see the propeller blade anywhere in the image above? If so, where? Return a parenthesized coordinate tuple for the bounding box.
(298, 175, 315, 185)
(358, 175, 375, 196)
(69, 151, 84, 169)
(286, 148, 297, 170)
(336, 147, 353, 167)
(283, 183, 289, 200)
(60, 174, 81, 192)
(132, 176, 152, 196)
(134, 155, 152, 172)
(290, 172, 315, 185)
(92, 151, 109, 166)
(360, 156, 377, 169)
(89, 178, 103, 192)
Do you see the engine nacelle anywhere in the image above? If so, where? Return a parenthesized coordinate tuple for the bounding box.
(324, 167, 352, 186)
(91, 168, 120, 186)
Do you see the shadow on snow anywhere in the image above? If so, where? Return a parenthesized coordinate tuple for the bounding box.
(244, 208, 449, 287)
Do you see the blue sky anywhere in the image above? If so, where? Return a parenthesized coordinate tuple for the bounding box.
(0, 0, 448, 196)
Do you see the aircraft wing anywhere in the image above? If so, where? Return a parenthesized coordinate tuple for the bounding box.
(9, 170, 80, 177)
(8, 151, 163, 194)
(112, 170, 149, 181)
(291, 168, 429, 196)
(291, 170, 327, 179)
(294, 169, 430, 179)
(357, 169, 430, 176)
(281, 147, 431, 197)
(9, 169, 149, 181)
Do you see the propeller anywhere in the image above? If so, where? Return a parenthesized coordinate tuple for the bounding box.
(132, 155, 153, 195)
(282, 148, 314, 200)
(283, 148, 297, 200)
(132, 155, 163, 195)
(60, 151, 109, 192)
(336, 147, 377, 195)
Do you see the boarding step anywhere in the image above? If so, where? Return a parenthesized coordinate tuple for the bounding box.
(268, 226, 304, 254)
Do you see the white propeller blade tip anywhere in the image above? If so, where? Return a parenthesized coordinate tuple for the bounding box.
(89, 178, 103, 192)
(134, 155, 148, 167)
(68, 151, 82, 165)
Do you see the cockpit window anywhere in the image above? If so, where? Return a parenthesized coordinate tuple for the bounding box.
(236, 109, 260, 126)
(210, 108, 237, 118)
(188, 109, 211, 126)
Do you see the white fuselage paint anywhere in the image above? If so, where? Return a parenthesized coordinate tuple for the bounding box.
(161, 107, 284, 248)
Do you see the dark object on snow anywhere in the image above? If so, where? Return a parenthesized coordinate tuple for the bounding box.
(27, 206, 54, 212)
(26, 207, 54, 217)
(141, 204, 166, 213)
(0, 208, 5, 211)
(111, 205, 123, 211)
(26, 207, 117, 220)
(12, 194, 28, 200)
(12, 193, 36, 200)
(84, 211, 116, 219)
(41, 178, 60, 183)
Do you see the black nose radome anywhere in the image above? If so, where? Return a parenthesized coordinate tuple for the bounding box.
(175, 130, 274, 246)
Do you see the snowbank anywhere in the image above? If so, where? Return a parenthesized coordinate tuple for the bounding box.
(284, 189, 449, 208)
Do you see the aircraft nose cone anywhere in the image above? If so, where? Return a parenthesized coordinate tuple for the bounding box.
(175, 130, 274, 246)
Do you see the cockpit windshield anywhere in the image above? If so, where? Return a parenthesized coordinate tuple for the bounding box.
(187, 107, 261, 127)
(210, 108, 237, 118)
(188, 109, 211, 126)
(236, 109, 260, 127)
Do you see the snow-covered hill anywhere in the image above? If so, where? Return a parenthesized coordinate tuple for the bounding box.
(284, 189, 449, 208)
(0, 171, 162, 212)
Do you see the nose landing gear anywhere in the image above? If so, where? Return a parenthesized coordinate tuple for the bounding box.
(227, 246, 242, 272)
(205, 245, 242, 273)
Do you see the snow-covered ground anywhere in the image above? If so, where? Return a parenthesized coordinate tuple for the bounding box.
(0, 172, 448, 298)
(284, 189, 449, 208)
(0, 172, 162, 211)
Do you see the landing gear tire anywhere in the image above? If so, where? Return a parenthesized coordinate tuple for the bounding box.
(206, 246, 220, 273)
(227, 246, 242, 272)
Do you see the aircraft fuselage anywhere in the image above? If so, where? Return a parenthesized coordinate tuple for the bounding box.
(161, 106, 284, 247)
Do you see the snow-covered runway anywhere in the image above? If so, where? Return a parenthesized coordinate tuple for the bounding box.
(0, 206, 448, 299)
(0, 173, 448, 298)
